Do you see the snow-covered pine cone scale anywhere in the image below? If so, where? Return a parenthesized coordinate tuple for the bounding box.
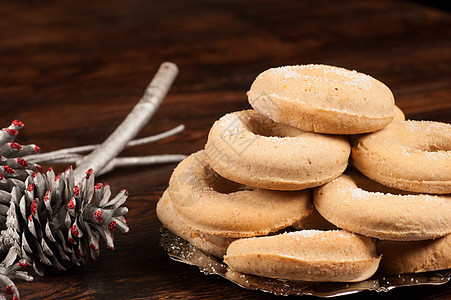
(0, 120, 40, 158)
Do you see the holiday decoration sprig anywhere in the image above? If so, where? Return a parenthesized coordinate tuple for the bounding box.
(0, 62, 179, 299)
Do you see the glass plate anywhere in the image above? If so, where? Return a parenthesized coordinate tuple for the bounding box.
(160, 227, 451, 298)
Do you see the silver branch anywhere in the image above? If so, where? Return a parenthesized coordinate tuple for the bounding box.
(23, 124, 185, 165)
(73, 62, 179, 183)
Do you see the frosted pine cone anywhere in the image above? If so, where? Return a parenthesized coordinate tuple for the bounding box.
(1, 166, 129, 276)
(0, 120, 129, 299)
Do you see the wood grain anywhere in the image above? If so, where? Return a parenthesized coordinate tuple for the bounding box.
(0, 0, 449, 299)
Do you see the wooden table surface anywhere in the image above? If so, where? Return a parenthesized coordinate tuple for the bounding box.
(1, 0, 450, 299)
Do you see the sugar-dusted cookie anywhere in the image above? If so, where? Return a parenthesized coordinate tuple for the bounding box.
(248, 64, 394, 134)
(377, 234, 451, 274)
(224, 230, 380, 282)
(205, 110, 350, 190)
(314, 172, 451, 241)
(167, 150, 313, 237)
(352, 120, 451, 194)
(157, 190, 234, 257)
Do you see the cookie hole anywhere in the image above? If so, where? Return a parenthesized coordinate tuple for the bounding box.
(350, 171, 418, 196)
(426, 144, 450, 152)
(205, 166, 253, 194)
(241, 111, 304, 138)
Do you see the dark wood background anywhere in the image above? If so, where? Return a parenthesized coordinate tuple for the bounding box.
(0, 0, 450, 299)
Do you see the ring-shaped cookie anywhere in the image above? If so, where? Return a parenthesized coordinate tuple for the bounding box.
(205, 110, 350, 190)
(157, 190, 235, 257)
(314, 172, 451, 241)
(167, 150, 313, 237)
(247, 64, 394, 134)
(377, 234, 451, 275)
(224, 230, 381, 282)
(351, 120, 451, 194)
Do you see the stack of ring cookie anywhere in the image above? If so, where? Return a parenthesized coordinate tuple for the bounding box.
(158, 64, 450, 285)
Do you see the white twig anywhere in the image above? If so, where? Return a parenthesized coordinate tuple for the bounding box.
(127, 124, 185, 147)
(98, 154, 187, 176)
(73, 62, 179, 183)
(48, 154, 83, 164)
(27, 153, 82, 164)
(23, 124, 185, 163)
(47, 154, 186, 175)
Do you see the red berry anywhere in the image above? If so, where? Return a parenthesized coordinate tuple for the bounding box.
(10, 142, 22, 150)
(85, 169, 93, 179)
(4, 166, 15, 174)
(73, 185, 80, 196)
(30, 199, 38, 216)
(68, 198, 75, 210)
(71, 225, 79, 237)
(93, 210, 103, 223)
(18, 261, 28, 268)
(5, 285, 14, 294)
(44, 190, 51, 201)
(27, 183, 35, 191)
(5, 128, 18, 135)
(108, 221, 117, 231)
(12, 119, 23, 127)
